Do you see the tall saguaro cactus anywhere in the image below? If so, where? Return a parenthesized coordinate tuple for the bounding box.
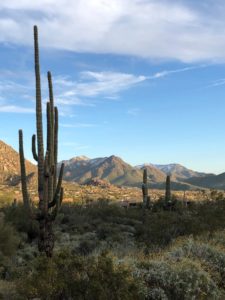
(19, 26, 64, 257)
(142, 169, 150, 209)
(165, 174, 171, 205)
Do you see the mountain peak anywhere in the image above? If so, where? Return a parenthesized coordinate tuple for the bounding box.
(70, 155, 90, 161)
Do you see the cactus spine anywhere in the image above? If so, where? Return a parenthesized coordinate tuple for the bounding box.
(19, 25, 64, 257)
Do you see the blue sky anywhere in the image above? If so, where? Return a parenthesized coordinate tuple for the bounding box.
(1, 0, 225, 174)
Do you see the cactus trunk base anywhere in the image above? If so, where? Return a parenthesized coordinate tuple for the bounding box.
(38, 218, 54, 257)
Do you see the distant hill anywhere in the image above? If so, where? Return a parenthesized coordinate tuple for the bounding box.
(136, 164, 166, 182)
(183, 173, 225, 190)
(0, 140, 36, 185)
(62, 155, 143, 186)
(152, 163, 210, 181)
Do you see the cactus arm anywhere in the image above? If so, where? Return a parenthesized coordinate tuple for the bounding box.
(46, 100, 54, 204)
(53, 106, 58, 191)
(19, 130, 30, 211)
(50, 187, 63, 221)
(43, 151, 50, 214)
(46, 102, 52, 153)
(32, 134, 38, 161)
(48, 163, 64, 208)
(34, 25, 44, 199)
(59, 187, 64, 206)
(47, 71, 54, 128)
(47, 71, 55, 171)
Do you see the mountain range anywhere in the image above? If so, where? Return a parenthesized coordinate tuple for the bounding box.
(0, 139, 225, 190)
(61, 155, 221, 190)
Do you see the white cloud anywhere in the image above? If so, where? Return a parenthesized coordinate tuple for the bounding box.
(151, 65, 207, 79)
(76, 71, 147, 96)
(0, 63, 204, 113)
(205, 78, 225, 89)
(0, 1, 225, 62)
(0, 68, 148, 113)
(54, 71, 147, 106)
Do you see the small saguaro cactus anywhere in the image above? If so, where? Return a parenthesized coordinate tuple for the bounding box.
(142, 169, 150, 208)
(165, 174, 171, 206)
(18, 25, 64, 257)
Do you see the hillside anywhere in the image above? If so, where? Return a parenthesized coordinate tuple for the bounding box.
(152, 163, 209, 181)
(183, 173, 225, 190)
(62, 155, 143, 186)
(0, 140, 36, 185)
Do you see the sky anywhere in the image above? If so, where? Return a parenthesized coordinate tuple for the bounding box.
(0, 0, 225, 174)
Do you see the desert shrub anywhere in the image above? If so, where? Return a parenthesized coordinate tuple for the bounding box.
(3, 204, 38, 240)
(76, 239, 99, 255)
(168, 238, 225, 288)
(0, 214, 19, 257)
(0, 214, 20, 281)
(17, 251, 142, 300)
(135, 200, 225, 249)
(136, 259, 220, 299)
(0, 280, 17, 299)
(86, 199, 126, 221)
(135, 211, 187, 247)
(206, 230, 225, 247)
(0, 193, 15, 208)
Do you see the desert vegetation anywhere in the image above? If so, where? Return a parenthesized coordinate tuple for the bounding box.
(1, 198, 225, 299)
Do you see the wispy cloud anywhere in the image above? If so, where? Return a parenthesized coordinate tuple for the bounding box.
(0, 68, 148, 113)
(53, 71, 148, 107)
(0, 64, 205, 114)
(206, 78, 225, 89)
(151, 65, 207, 79)
(0, 1, 225, 62)
(55, 66, 202, 107)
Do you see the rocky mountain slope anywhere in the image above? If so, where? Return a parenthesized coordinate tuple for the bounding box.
(183, 173, 225, 190)
(62, 155, 143, 186)
(0, 140, 36, 185)
(153, 163, 210, 181)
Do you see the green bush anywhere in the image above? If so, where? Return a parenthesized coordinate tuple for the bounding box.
(17, 251, 142, 300)
(168, 238, 225, 288)
(136, 259, 220, 299)
(0, 280, 17, 299)
(0, 214, 19, 257)
(3, 204, 38, 241)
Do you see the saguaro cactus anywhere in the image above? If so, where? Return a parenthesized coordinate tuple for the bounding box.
(165, 174, 171, 205)
(142, 169, 150, 208)
(19, 26, 64, 257)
